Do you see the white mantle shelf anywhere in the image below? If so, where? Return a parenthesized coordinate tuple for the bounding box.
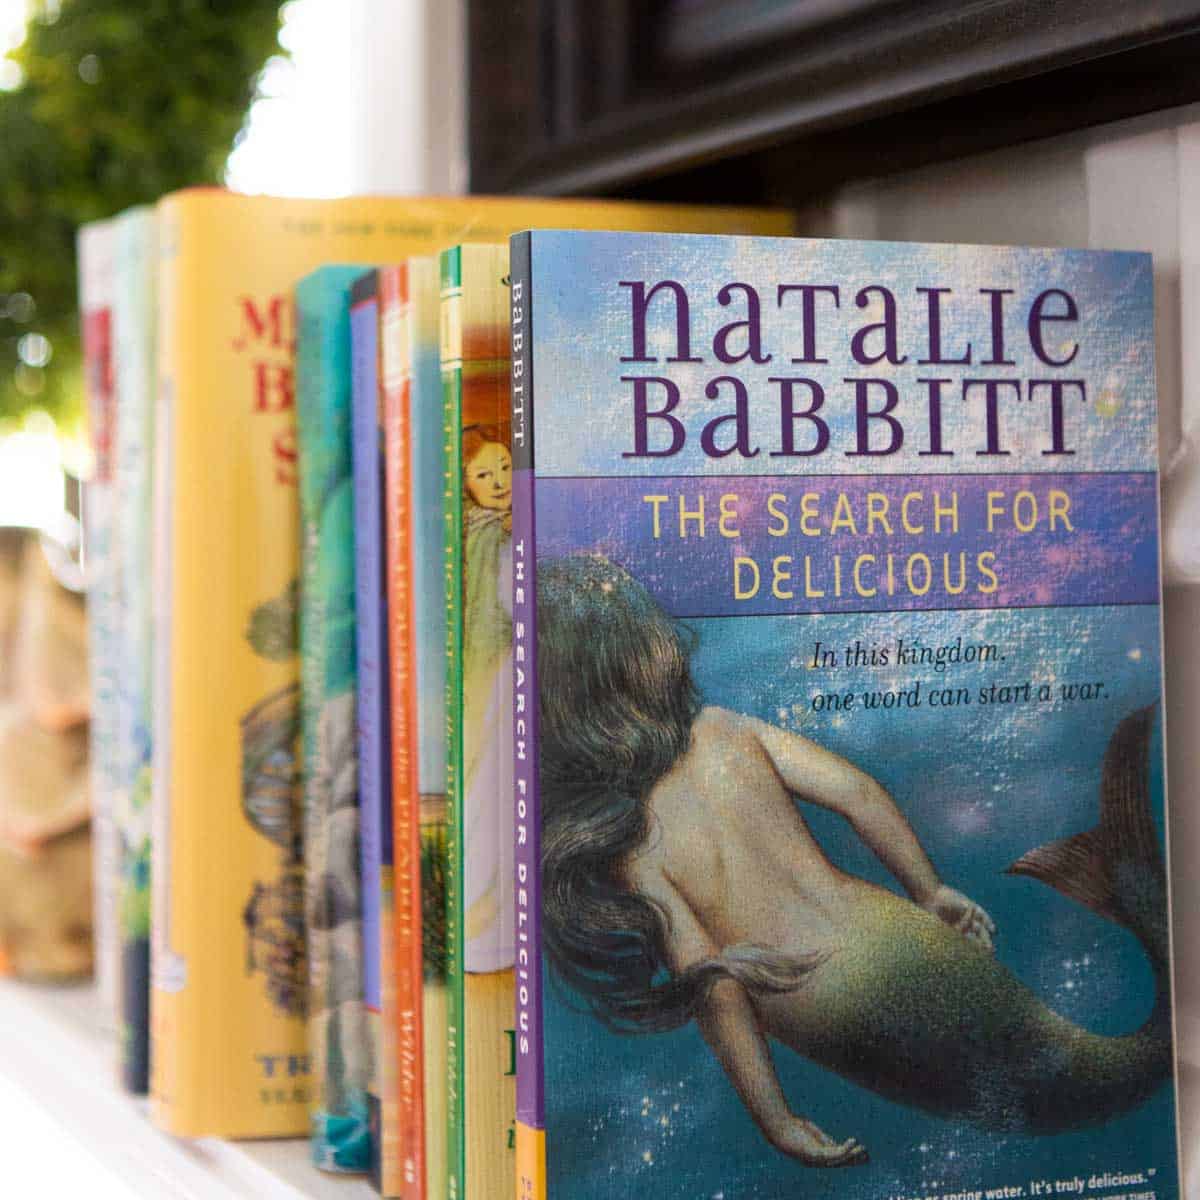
(0, 979, 373, 1199)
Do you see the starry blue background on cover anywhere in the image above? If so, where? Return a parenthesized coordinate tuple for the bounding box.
(524, 231, 1176, 1200)
(540, 605, 1174, 1200)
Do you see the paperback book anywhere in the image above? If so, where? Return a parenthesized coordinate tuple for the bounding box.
(350, 269, 399, 1192)
(380, 257, 448, 1200)
(297, 266, 374, 1172)
(511, 230, 1179, 1200)
(111, 205, 157, 1094)
(441, 243, 517, 1200)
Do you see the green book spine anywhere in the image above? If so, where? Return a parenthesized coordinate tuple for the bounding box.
(295, 264, 373, 1175)
(440, 243, 515, 1200)
(439, 245, 466, 1200)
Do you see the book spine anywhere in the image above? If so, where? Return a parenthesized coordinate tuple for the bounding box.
(148, 202, 182, 1128)
(381, 264, 425, 1200)
(151, 194, 310, 1139)
(439, 246, 466, 1200)
(112, 208, 157, 1095)
(77, 220, 121, 1035)
(509, 233, 545, 1200)
(402, 258, 450, 1200)
(296, 269, 372, 1172)
(351, 276, 393, 1193)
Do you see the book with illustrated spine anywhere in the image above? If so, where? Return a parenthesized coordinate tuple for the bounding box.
(148, 189, 789, 1139)
(77, 217, 121, 1033)
(510, 230, 1180, 1200)
(350, 268, 400, 1192)
(111, 205, 157, 1094)
(440, 243, 516, 1200)
(298, 265, 373, 1173)
(380, 257, 448, 1200)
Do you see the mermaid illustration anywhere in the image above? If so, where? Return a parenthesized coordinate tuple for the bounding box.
(461, 423, 515, 973)
(536, 555, 1172, 1168)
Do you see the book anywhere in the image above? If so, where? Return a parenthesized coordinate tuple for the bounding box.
(77, 216, 121, 1031)
(510, 230, 1180, 1200)
(380, 257, 447, 1200)
(111, 205, 157, 1094)
(440, 243, 517, 1200)
(350, 269, 398, 1192)
(148, 189, 788, 1139)
(297, 265, 374, 1171)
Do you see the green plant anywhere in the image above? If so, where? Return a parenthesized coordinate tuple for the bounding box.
(0, 0, 284, 425)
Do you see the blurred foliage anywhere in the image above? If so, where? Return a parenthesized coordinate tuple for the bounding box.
(0, 0, 284, 428)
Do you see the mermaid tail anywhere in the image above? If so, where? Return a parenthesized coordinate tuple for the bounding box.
(1007, 704, 1168, 977)
(781, 705, 1172, 1134)
(996, 703, 1173, 1130)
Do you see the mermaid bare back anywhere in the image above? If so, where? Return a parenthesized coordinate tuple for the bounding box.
(762, 706, 1172, 1134)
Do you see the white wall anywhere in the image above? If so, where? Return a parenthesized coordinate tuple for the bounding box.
(353, 0, 467, 195)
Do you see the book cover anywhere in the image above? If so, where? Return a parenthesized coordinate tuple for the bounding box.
(350, 268, 399, 1192)
(511, 230, 1180, 1200)
(297, 265, 373, 1172)
(77, 216, 121, 1032)
(441, 243, 516, 1200)
(148, 189, 789, 1139)
(111, 205, 157, 1094)
(381, 257, 448, 1200)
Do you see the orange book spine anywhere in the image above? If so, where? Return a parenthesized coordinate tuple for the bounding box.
(382, 263, 426, 1198)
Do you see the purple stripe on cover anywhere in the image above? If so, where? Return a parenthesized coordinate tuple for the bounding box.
(513, 466, 544, 1127)
(531, 471, 1159, 617)
(351, 294, 388, 1012)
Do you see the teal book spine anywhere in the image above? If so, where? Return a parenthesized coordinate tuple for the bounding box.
(296, 265, 374, 1174)
(112, 205, 157, 1094)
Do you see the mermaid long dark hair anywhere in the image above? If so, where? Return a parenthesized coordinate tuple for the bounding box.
(536, 555, 820, 1034)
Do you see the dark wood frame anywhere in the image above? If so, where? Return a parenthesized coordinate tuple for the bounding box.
(468, 0, 1200, 203)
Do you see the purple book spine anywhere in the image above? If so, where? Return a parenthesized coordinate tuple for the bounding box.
(350, 274, 390, 1188)
(510, 231, 545, 1153)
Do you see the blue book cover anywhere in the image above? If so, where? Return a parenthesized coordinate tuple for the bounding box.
(296, 264, 373, 1173)
(350, 269, 393, 1191)
(511, 230, 1179, 1200)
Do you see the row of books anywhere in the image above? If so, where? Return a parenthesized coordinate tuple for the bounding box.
(80, 194, 1183, 1199)
(76, 192, 791, 1199)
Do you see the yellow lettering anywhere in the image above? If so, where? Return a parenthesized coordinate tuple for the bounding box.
(853, 554, 877, 597)
(643, 495, 668, 539)
(986, 491, 1005, 533)
(718, 493, 740, 538)
(900, 491, 924, 534)
(766, 492, 789, 537)
(865, 492, 892, 535)
(1049, 489, 1073, 531)
(800, 492, 821, 537)
(933, 491, 959, 533)
(734, 556, 760, 599)
(830, 493, 857, 535)
(771, 557, 793, 599)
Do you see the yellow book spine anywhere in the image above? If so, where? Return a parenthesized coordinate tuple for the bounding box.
(151, 193, 308, 1137)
